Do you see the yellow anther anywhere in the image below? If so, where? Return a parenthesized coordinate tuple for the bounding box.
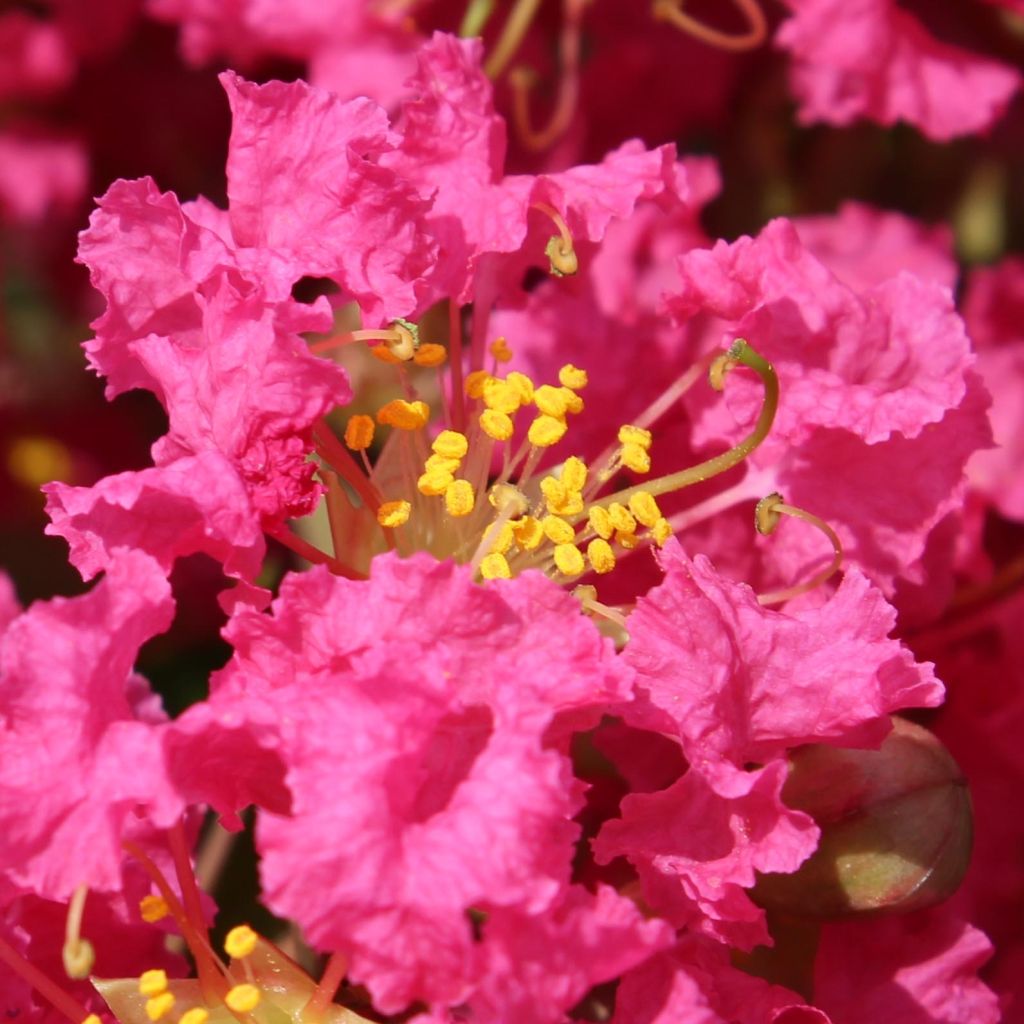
(561, 456, 588, 493)
(489, 483, 529, 516)
(445, 479, 476, 517)
(534, 385, 568, 418)
(138, 895, 169, 923)
(558, 364, 588, 390)
(432, 430, 469, 460)
(559, 387, 584, 415)
(425, 453, 461, 474)
(145, 993, 175, 1021)
(480, 552, 512, 579)
(616, 529, 640, 550)
(485, 521, 515, 555)
(465, 370, 493, 399)
(377, 399, 430, 430)
(540, 476, 567, 507)
(588, 506, 614, 540)
(417, 467, 454, 496)
(541, 515, 576, 545)
(512, 515, 544, 550)
(138, 970, 168, 998)
(528, 415, 568, 448)
(483, 377, 522, 415)
(586, 538, 616, 575)
(507, 371, 535, 405)
(628, 492, 662, 529)
(621, 443, 651, 474)
(344, 414, 375, 451)
(618, 424, 652, 451)
(652, 517, 673, 546)
(545, 235, 579, 277)
(608, 503, 637, 535)
(490, 336, 513, 362)
(377, 500, 412, 528)
(224, 925, 259, 960)
(370, 345, 403, 364)
(480, 408, 515, 441)
(553, 543, 585, 576)
(179, 1010, 209, 1024)
(225, 985, 261, 1015)
(82, 1016, 102, 1024)
(385, 320, 418, 361)
(413, 342, 447, 367)
(62, 939, 94, 980)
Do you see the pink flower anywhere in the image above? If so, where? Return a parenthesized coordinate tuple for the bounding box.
(0, 132, 86, 223)
(775, 0, 1021, 140)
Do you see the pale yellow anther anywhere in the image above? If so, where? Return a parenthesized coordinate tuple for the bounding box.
(344, 414, 375, 451)
(224, 925, 259, 960)
(445, 479, 476, 517)
(225, 985, 261, 1015)
(480, 408, 515, 441)
(621, 443, 651, 474)
(377, 500, 412, 528)
(540, 476, 567, 507)
(545, 235, 579, 277)
(480, 552, 512, 579)
(425, 453, 461, 474)
(534, 385, 568, 418)
(413, 342, 447, 367)
(616, 529, 640, 550)
(483, 377, 521, 415)
(138, 895, 169, 923)
(417, 467, 454, 496)
(652, 517, 673, 546)
(618, 424, 652, 451)
(179, 1010, 209, 1024)
(82, 1016, 102, 1024)
(465, 370, 493, 399)
(432, 430, 469, 460)
(586, 538, 616, 575)
(628, 492, 662, 528)
(528, 415, 567, 448)
(489, 483, 528, 516)
(561, 456, 588, 493)
(608, 502, 637, 535)
(145, 992, 175, 1022)
(553, 543, 585, 576)
(512, 515, 544, 550)
(385, 321, 418, 361)
(485, 521, 515, 555)
(490, 336, 513, 362)
(559, 387, 584, 415)
(370, 345, 403, 365)
(377, 399, 430, 430)
(541, 515, 575, 545)
(558, 364, 588, 390)
(588, 506, 614, 540)
(138, 970, 168, 998)
(507, 371, 535, 405)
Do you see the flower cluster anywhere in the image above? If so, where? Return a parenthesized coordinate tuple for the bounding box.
(2, 8, 1023, 1024)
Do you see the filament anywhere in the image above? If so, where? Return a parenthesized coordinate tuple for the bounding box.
(652, 0, 767, 52)
(484, 0, 543, 78)
(62, 885, 94, 980)
(303, 952, 348, 1021)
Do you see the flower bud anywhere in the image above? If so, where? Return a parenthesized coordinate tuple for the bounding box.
(752, 716, 972, 918)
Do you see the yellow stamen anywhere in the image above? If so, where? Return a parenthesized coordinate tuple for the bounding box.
(138, 895, 169, 923)
(490, 336, 513, 362)
(480, 552, 512, 579)
(465, 370, 492, 399)
(616, 530, 640, 550)
(425, 453, 461, 474)
(62, 885, 94, 980)
(621, 443, 651, 474)
(370, 345, 404, 364)
(558, 364, 588, 390)
(534, 385, 569, 418)
(485, 521, 515, 555)
(480, 408, 515, 441)
(628, 492, 662, 528)
(224, 925, 258, 960)
(618, 424, 652, 450)
(528, 415, 567, 447)
(533, 202, 579, 277)
(138, 971, 168, 998)
(588, 506, 614, 540)
(561, 456, 588, 492)
(179, 1010, 209, 1024)
(608, 503, 637, 535)
(145, 993, 175, 1021)
(512, 515, 544, 550)
(344, 414, 375, 451)
(377, 500, 412, 527)
(445, 480, 476, 517)
(418, 468, 454, 496)
(432, 430, 469, 460)
(507, 371, 536, 404)
(586, 538, 616, 574)
(553, 543, 585, 576)
(541, 515, 575, 545)
(483, 378, 522, 415)
(82, 1016, 102, 1024)
(385, 319, 419, 361)
(558, 387, 584, 414)
(413, 343, 447, 367)
(377, 399, 430, 430)
(489, 483, 529, 516)
(225, 985, 261, 1014)
(652, 517, 672, 546)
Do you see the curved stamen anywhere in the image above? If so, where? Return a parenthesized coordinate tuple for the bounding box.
(485, 0, 543, 78)
(460, 0, 497, 37)
(311, 322, 418, 361)
(589, 339, 778, 513)
(652, 0, 767, 52)
(754, 492, 843, 606)
(62, 885, 94, 980)
(531, 201, 578, 276)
